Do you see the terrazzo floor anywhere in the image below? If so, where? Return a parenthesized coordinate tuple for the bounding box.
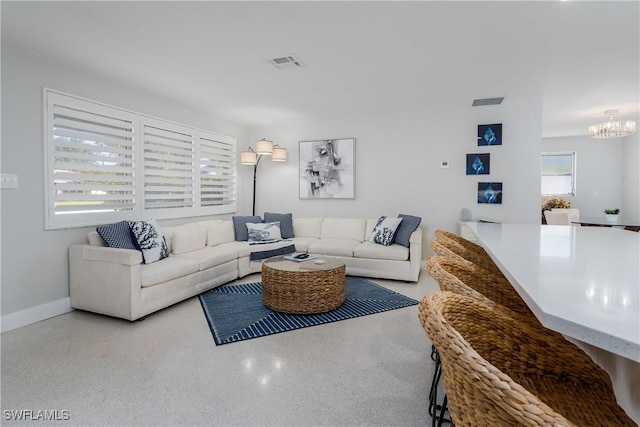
(1, 272, 440, 427)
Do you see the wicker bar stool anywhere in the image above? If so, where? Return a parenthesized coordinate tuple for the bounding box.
(430, 234, 504, 277)
(418, 291, 635, 426)
(426, 255, 535, 322)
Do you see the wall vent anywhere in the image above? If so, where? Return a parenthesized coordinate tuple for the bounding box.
(268, 55, 303, 69)
(472, 97, 504, 107)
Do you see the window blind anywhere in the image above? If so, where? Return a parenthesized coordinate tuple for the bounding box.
(47, 93, 138, 228)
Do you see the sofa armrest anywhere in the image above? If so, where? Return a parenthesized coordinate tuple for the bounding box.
(408, 227, 423, 282)
(80, 245, 143, 265)
(69, 244, 143, 320)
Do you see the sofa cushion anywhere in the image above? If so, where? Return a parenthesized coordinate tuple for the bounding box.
(96, 221, 138, 250)
(222, 241, 251, 258)
(369, 216, 403, 246)
(172, 226, 207, 255)
(232, 216, 262, 241)
(308, 238, 361, 257)
(264, 212, 294, 238)
(247, 221, 282, 242)
(87, 231, 106, 247)
(393, 214, 422, 248)
(293, 218, 323, 238)
(128, 220, 169, 264)
(205, 221, 235, 247)
(354, 241, 409, 261)
(321, 218, 366, 242)
(291, 237, 320, 253)
(173, 245, 238, 271)
(140, 256, 199, 287)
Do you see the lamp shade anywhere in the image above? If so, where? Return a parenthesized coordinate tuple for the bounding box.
(256, 138, 274, 155)
(240, 151, 258, 165)
(271, 147, 288, 162)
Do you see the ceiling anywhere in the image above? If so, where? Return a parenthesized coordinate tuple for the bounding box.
(2, 1, 639, 137)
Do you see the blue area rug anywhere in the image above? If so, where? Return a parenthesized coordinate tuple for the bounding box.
(199, 277, 418, 345)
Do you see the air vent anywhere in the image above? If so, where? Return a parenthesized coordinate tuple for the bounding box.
(472, 97, 504, 107)
(268, 55, 303, 69)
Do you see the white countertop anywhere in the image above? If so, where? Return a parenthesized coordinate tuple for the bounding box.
(467, 222, 640, 363)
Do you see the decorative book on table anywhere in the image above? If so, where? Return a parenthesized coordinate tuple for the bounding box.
(284, 253, 318, 262)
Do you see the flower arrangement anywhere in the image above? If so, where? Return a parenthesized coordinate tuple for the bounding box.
(541, 196, 571, 211)
(541, 196, 571, 224)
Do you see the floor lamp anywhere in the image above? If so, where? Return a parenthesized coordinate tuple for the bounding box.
(240, 138, 288, 216)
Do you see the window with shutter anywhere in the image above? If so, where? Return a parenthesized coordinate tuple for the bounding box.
(44, 89, 237, 229)
(199, 131, 237, 213)
(46, 92, 138, 229)
(141, 118, 196, 215)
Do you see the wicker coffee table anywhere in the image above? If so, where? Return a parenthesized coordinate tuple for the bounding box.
(261, 256, 346, 314)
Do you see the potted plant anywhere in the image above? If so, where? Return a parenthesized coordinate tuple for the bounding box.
(541, 196, 571, 224)
(604, 208, 620, 222)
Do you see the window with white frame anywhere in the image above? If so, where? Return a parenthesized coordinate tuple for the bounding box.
(45, 89, 237, 229)
(541, 151, 576, 196)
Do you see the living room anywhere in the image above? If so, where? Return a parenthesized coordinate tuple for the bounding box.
(1, 1, 639, 425)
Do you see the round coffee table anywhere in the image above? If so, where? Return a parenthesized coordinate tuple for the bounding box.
(261, 256, 346, 314)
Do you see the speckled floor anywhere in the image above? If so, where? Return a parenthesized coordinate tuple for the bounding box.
(1, 273, 439, 427)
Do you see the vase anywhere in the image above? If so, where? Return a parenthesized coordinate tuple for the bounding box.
(605, 214, 619, 223)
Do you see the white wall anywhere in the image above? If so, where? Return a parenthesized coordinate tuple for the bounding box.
(542, 135, 624, 217)
(244, 96, 543, 247)
(621, 122, 640, 219)
(0, 44, 249, 322)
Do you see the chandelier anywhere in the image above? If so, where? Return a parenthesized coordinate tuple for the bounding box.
(588, 109, 636, 139)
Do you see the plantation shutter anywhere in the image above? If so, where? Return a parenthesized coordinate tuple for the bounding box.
(46, 92, 138, 228)
(198, 131, 237, 213)
(141, 118, 196, 215)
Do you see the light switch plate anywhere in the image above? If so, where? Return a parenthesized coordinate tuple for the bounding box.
(440, 161, 450, 169)
(1, 174, 18, 189)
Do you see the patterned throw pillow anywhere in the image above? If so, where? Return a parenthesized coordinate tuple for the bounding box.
(246, 222, 282, 242)
(232, 216, 262, 241)
(370, 216, 403, 246)
(393, 214, 422, 248)
(96, 221, 138, 250)
(128, 219, 169, 264)
(263, 212, 294, 238)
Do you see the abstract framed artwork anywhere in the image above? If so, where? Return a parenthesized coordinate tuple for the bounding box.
(477, 123, 502, 146)
(466, 153, 490, 175)
(299, 138, 355, 199)
(478, 182, 502, 204)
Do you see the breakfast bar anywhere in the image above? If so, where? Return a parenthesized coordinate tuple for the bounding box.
(467, 222, 640, 423)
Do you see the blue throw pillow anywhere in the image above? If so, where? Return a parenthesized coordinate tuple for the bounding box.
(232, 216, 262, 241)
(96, 221, 139, 250)
(393, 214, 422, 247)
(263, 212, 294, 239)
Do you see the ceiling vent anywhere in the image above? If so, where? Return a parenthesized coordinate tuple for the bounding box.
(472, 97, 504, 107)
(268, 55, 303, 69)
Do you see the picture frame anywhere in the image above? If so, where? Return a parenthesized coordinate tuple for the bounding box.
(477, 182, 502, 204)
(299, 138, 355, 199)
(477, 123, 502, 146)
(466, 153, 490, 175)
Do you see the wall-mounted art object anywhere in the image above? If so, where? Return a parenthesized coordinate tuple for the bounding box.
(477, 123, 502, 146)
(478, 182, 502, 204)
(299, 138, 355, 199)
(466, 153, 490, 175)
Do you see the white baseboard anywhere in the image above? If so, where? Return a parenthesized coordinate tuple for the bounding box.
(1, 298, 73, 333)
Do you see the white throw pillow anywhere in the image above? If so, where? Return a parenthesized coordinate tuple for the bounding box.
(246, 222, 282, 242)
(128, 219, 169, 264)
(369, 216, 403, 246)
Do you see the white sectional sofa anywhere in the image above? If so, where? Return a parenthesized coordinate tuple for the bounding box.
(69, 217, 423, 321)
